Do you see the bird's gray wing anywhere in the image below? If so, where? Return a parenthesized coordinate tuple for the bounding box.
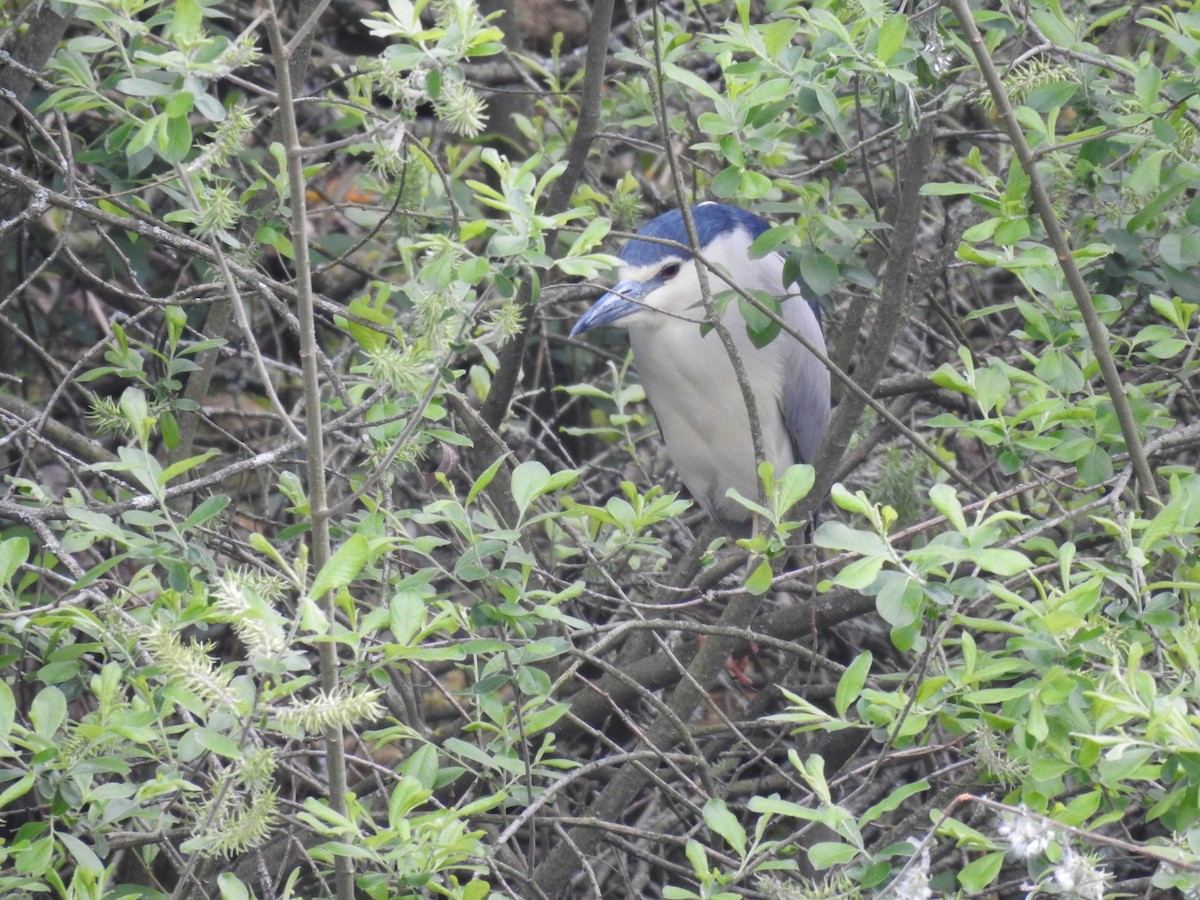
(779, 294, 831, 466)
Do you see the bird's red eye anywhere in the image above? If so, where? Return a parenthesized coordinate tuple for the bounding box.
(660, 262, 681, 280)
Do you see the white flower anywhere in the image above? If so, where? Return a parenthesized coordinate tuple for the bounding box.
(922, 31, 953, 75)
(887, 839, 933, 900)
(998, 806, 1053, 859)
(1053, 845, 1109, 900)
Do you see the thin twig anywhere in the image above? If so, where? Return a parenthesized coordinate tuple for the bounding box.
(265, 7, 353, 898)
(946, 0, 1161, 507)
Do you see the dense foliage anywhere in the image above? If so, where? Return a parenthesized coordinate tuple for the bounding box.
(1, 0, 1199, 897)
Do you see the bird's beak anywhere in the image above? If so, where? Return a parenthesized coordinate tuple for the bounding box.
(570, 280, 650, 336)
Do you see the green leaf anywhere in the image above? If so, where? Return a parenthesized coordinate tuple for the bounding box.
(310, 534, 370, 600)
(1030, 7, 1079, 47)
(995, 216, 1031, 246)
(0, 773, 35, 810)
(397, 743, 439, 790)
(118, 386, 153, 445)
(1025, 81, 1079, 111)
(180, 493, 230, 531)
(299, 795, 360, 834)
(789, 752, 832, 803)
(295, 592, 328, 633)
(1150, 294, 1196, 331)
(726, 486, 771, 521)
(876, 14, 908, 63)
(703, 799, 747, 857)
(65, 35, 114, 53)
(929, 484, 966, 532)
(194, 90, 225, 122)
(962, 218, 999, 242)
(860, 780, 931, 825)
(426, 428, 473, 447)
(814, 520, 888, 556)
(957, 850, 1005, 892)
(162, 113, 193, 163)
(160, 410, 181, 448)
(1078, 445, 1113, 484)
(0, 681, 13, 740)
(523, 702, 569, 735)
(170, 0, 205, 43)
(165, 90, 194, 118)
(511, 460, 550, 513)
(1139, 486, 1191, 553)
(738, 292, 781, 348)
(920, 182, 990, 198)
(15, 834, 52, 875)
(1059, 789, 1102, 826)
(798, 251, 839, 296)
(775, 463, 815, 514)
(566, 217, 612, 256)
(936, 820, 993, 854)
(747, 794, 825, 821)
(116, 77, 170, 98)
(930, 361, 973, 394)
(835, 651, 872, 717)
(58, 832, 103, 874)
(1097, 744, 1154, 784)
(467, 454, 507, 506)
(762, 19, 798, 56)
(875, 574, 921, 628)
(962, 685, 1034, 704)
(1161, 231, 1200, 268)
(248, 533, 293, 573)
(1034, 349, 1085, 393)
(974, 548, 1031, 577)
(193, 727, 242, 758)
(807, 841, 859, 869)
(827, 484, 870, 516)
(511, 460, 550, 514)
(30, 686, 67, 737)
(218, 874, 252, 900)
(425, 66, 443, 101)
(0, 536, 29, 585)
(973, 364, 1009, 413)
(711, 166, 742, 198)
(388, 590, 427, 645)
(745, 560, 774, 595)
(684, 838, 709, 877)
(834, 554, 887, 590)
(664, 62, 719, 102)
(739, 169, 772, 199)
(960, 630, 977, 677)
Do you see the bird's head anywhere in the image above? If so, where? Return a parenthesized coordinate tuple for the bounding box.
(570, 203, 772, 336)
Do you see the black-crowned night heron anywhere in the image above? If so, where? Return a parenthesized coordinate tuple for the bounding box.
(570, 202, 831, 534)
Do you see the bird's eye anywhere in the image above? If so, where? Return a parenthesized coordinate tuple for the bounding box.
(660, 262, 681, 281)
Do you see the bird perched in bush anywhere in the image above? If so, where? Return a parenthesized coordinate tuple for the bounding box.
(570, 203, 830, 534)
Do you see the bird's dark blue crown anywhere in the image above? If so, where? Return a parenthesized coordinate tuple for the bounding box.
(620, 204, 770, 268)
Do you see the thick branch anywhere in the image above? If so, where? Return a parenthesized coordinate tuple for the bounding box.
(476, 0, 616, 434)
(796, 120, 940, 526)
